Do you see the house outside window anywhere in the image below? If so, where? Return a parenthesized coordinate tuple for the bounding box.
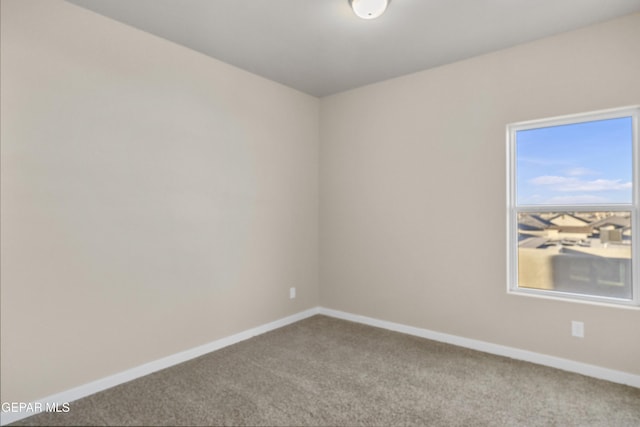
(507, 106, 639, 306)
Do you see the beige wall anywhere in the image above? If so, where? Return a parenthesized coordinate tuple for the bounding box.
(320, 14, 640, 374)
(1, 0, 319, 402)
(2, 0, 639, 407)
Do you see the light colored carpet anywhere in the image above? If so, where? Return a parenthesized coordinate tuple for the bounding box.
(13, 315, 640, 426)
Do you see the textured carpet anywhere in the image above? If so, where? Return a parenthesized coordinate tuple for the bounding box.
(12, 315, 640, 426)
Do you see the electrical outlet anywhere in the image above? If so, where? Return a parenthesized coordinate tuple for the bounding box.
(289, 287, 296, 299)
(571, 321, 584, 338)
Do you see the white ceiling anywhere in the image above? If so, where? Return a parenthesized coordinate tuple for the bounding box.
(67, 0, 640, 97)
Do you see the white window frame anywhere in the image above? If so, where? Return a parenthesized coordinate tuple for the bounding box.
(507, 106, 640, 307)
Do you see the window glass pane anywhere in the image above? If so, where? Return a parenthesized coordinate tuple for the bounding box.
(517, 211, 632, 299)
(516, 117, 633, 205)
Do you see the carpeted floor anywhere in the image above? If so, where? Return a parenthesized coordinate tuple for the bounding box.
(12, 315, 640, 426)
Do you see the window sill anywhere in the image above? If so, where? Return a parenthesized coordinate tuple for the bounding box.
(507, 288, 640, 310)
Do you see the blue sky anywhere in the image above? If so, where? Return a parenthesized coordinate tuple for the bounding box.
(516, 116, 633, 205)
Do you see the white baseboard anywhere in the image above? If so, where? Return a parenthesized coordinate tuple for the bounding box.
(0, 307, 321, 426)
(318, 307, 640, 389)
(3, 305, 638, 425)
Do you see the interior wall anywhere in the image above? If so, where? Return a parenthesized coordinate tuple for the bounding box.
(2, 0, 639, 408)
(1, 0, 319, 403)
(320, 13, 640, 375)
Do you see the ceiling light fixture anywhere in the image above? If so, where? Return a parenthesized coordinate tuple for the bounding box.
(349, 0, 389, 20)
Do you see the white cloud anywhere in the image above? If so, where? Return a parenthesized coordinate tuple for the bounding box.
(519, 194, 544, 203)
(517, 156, 571, 167)
(564, 167, 599, 177)
(544, 195, 610, 204)
(529, 176, 632, 192)
(530, 176, 569, 185)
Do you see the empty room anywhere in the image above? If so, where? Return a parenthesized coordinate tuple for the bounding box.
(1, 0, 639, 425)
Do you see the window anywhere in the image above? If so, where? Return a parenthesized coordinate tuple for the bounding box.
(507, 106, 639, 306)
